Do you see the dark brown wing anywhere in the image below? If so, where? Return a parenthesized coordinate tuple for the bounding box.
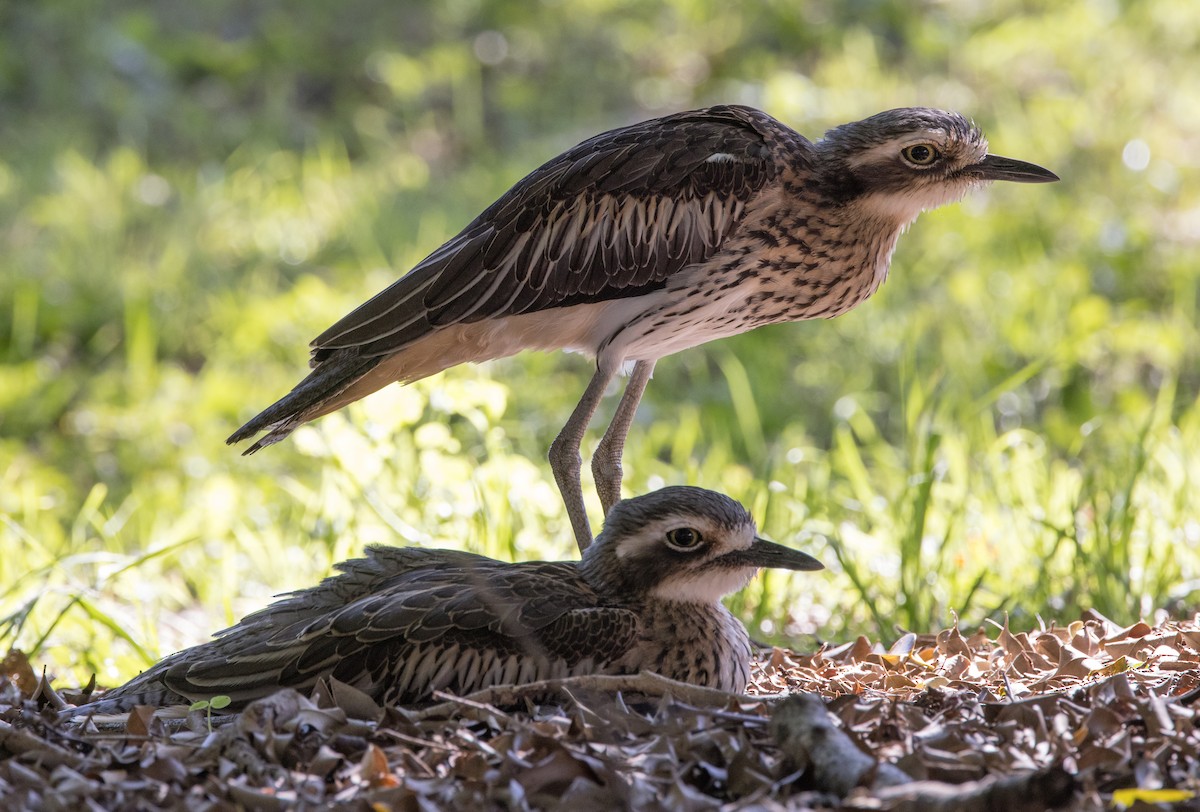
(311, 105, 788, 360)
(68, 546, 490, 712)
(156, 549, 641, 705)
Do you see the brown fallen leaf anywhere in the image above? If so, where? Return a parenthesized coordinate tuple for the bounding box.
(361, 743, 398, 788)
(515, 744, 598, 796)
(2, 649, 40, 696)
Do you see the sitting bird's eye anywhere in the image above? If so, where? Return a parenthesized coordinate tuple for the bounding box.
(901, 144, 940, 166)
(665, 527, 704, 550)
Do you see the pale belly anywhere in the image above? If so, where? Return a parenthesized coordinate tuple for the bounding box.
(607, 287, 764, 363)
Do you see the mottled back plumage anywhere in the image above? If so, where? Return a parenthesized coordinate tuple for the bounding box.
(228, 106, 789, 446)
(317, 106, 783, 352)
(68, 487, 823, 715)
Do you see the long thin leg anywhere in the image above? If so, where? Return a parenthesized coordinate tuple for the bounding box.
(592, 359, 655, 517)
(549, 363, 618, 553)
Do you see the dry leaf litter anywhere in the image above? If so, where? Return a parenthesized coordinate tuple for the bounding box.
(0, 610, 1197, 810)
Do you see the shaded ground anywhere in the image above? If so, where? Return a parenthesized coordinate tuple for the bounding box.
(2, 612, 1198, 810)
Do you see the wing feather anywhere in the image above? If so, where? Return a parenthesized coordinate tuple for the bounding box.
(140, 550, 643, 707)
(311, 105, 791, 360)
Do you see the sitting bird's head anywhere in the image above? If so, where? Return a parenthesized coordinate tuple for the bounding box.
(580, 486, 823, 604)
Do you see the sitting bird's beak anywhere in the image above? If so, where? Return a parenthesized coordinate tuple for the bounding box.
(720, 537, 825, 572)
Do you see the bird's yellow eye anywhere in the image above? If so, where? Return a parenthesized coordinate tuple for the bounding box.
(665, 527, 704, 550)
(901, 144, 940, 166)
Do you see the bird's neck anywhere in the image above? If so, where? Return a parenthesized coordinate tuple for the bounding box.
(730, 181, 904, 319)
(835, 201, 909, 293)
(810, 161, 913, 304)
(578, 549, 641, 597)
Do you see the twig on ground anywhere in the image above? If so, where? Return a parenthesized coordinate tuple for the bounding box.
(412, 670, 752, 721)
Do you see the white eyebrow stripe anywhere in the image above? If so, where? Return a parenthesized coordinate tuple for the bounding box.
(613, 518, 677, 559)
(845, 131, 952, 170)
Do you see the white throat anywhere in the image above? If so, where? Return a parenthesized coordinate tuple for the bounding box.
(649, 567, 757, 604)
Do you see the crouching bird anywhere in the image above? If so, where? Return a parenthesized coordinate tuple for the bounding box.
(67, 486, 822, 715)
(226, 105, 1058, 551)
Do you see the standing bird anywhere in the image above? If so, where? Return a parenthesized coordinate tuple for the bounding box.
(228, 105, 1058, 550)
(67, 486, 821, 714)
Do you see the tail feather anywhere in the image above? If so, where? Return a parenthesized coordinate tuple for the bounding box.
(227, 351, 382, 451)
(60, 662, 192, 719)
(63, 685, 190, 718)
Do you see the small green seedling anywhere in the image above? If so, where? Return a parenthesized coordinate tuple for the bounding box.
(189, 695, 232, 732)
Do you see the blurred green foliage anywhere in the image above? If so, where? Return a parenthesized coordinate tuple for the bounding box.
(2, 0, 1198, 687)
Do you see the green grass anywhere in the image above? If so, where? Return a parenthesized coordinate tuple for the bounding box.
(2, 0, 1199, 688)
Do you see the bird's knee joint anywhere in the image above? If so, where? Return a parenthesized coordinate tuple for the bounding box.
(548, 438, 581, 471)
(591, 453, 622, 482)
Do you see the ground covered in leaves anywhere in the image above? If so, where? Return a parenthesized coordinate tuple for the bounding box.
(2, 612, 1198, 810)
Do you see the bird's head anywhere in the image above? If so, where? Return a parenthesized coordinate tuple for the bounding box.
(816, 107, 1058, 227)
(580, 486, 823, 604)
